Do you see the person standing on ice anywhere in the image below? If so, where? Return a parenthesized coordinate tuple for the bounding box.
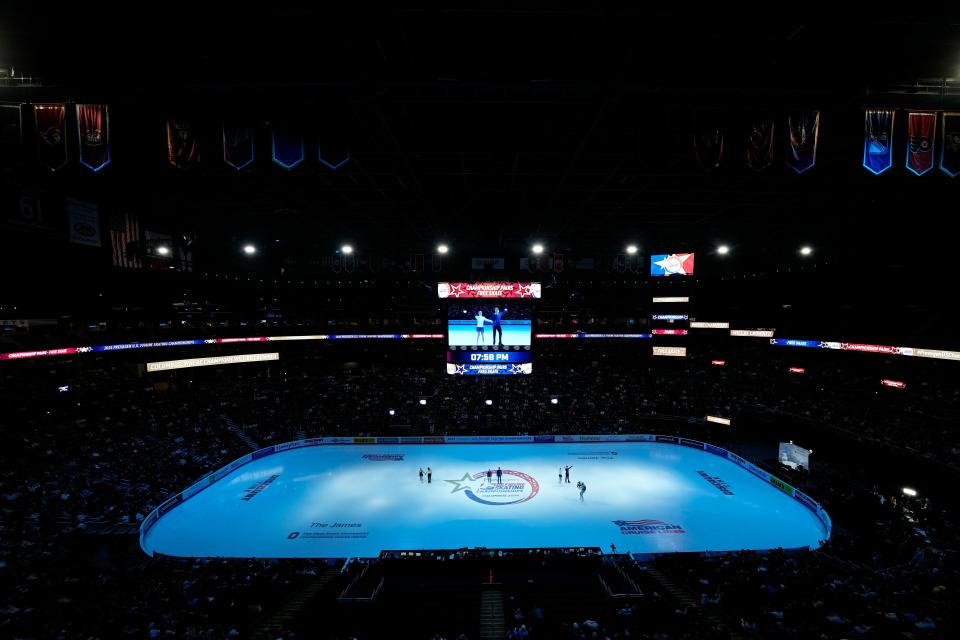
(427, 467, 432, 483)
(564, 465, 573, 483)
(487, 468, 493, 484)
(419, 467, 424, 483)
(558, 467, 563, 484)
(578, 481, 586, 501)
(496, 467, 503, 484)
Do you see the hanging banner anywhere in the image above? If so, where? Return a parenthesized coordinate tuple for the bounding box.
(76, 104, 111, 172)
(271, 125, 304, 169)
(905, 111, 936, 176)
(941, 113, 960, 177)
(863, 109, 895, 175)
(66, 199, 101, 247)
(785, 111, 819, 173)
(34, 104, 68, 171)
(745, 115, 775, 171)
(223, 124, 254, 170)
(318, 148, 349, 170)
(167, 117, 200, 168)
(693, 121, 723, 171)
(110, 212, 142, 269)
(0, 105, 22, 169)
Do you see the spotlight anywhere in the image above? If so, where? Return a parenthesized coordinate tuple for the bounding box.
(341, 244, 354, 255)
(531, 243, 544, 255)
(419, 399, 427, 406)
(799, 246, 813, 256)
(625, 245, 638, 255)
(242, 244, 257, 255)
(902, 487, 917, 497)
(388, 409, 395, 416)
(550, 397, 559, 405)
(157, 245, 170, 256)
(485, 399, 493, 406)
(717, 245, 730, 255)
(436, 244, 449, 254)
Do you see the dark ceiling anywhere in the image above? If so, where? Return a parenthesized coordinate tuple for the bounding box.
(1, 6, 959, 279)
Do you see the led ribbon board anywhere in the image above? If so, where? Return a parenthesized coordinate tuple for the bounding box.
(147, 352, 279, 372)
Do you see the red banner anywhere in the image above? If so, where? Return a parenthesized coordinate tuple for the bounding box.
(77, 104, 111, 171)
(905, 111, 936, 175)
(34, 104, 68, 171)
(694, 122, 723, 171)
(437, 282, 541, 299)
(167, 117, 200, 168)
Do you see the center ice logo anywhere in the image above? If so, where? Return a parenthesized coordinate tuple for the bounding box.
(445, 469, 540, 506)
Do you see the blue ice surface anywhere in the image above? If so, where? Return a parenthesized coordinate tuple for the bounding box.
(447, 321, 531, 347)
(142, 443, 828, 559)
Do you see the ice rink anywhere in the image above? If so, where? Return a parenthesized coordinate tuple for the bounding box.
(142, 442, 828, 558)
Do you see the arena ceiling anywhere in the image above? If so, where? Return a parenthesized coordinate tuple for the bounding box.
(2, 6, 960, 269)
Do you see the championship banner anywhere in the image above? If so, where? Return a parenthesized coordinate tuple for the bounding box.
(940, 113, 960, 177)
(66, 199, 101, 247)
(271, 125, 304, 169)
(34, 104, 68, 171)
(745, 115, 774, 171)
(223, 124, 254, 170)
(863, 109, 895, 175)
(76, 104, 111, 171)
(693, 122, 723, 171)
(437, 282, 541, 299)
(905, 111, 936, 176)
(785, 110, 819, 173)
(167, 117, 200, 168)
(0, 105, 22, 169)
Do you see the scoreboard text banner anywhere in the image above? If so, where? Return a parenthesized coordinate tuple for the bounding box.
(652, 346, 687, 357)
(438, 282, 541, 298)
(147, 352, 279, 372)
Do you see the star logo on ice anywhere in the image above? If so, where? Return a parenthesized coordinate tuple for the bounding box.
(654, 253, 693, 276)
(445, 472, 479, 493)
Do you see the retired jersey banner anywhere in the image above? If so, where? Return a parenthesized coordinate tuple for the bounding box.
(167, 117, 200, 168)
(34, 104, 68, 171)
(905, 111, 936, 175)
(785, 110, 819, 173)
(940, 113, 960, 177)
(863, 109, 895, 175)
(271, 125, 304, 169)
(66, 199, 101, 247)
(0, 105, 22, 169)
(745, 115, 774, 171)
(76, 104, 111, 172)
(223, 124, 254, 170)
(693, 122, 723, 171)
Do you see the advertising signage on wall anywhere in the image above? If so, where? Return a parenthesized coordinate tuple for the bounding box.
(147, 352, 279, 372)
(437, 282, 541, 299)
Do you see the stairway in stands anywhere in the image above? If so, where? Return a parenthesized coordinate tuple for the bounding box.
(641, 565, 745, 639)
(250, 566, 341, 640)
(479, 586, 505, 640)
(221, 415, 259, 451)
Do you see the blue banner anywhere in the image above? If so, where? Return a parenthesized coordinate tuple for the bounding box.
(863, 109, 896, 174)
(271, 126, 304, 169)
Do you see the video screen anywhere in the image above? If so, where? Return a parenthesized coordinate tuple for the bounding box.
(446, 303, 533, 375)
(650, 253, 695, 276)
(447, 304, 531, 348)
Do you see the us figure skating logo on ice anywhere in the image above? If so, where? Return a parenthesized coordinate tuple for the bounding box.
(445, 470, 540, 506)
(614, 520, 686, 535)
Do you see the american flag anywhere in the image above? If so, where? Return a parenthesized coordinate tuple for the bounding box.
(110, 212, 141, 268)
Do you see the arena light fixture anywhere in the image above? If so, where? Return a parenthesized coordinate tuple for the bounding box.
(341, 244, 354, 255)
(799, 245, 813, 256)
(388, 409, 395, 416)
(531, 243, 544, 255)
(902, 487, 917, 497)
(550, 397, 559, 405)
(625, 244, 638, 255)
(436, 244, 449, 254)
(418, 398, 427, 406)
(485, 399, 493, 406)
(717, 245, 730, 255)
(157, 245, 170, 256)
(242, 244, 257, 255)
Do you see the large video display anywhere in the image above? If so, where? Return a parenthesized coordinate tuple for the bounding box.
(650, 253, 695, 276)
(446, 302, 532, 375)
